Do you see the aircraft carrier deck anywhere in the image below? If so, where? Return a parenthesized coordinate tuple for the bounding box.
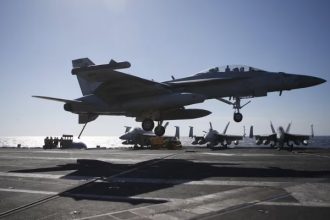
(0, 146, 330, 219)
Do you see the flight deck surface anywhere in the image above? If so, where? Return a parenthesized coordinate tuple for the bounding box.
(0, 147, 330, 219)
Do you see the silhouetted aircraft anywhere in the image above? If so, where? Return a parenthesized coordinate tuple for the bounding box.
(33, 58, 326, 136)
(251, 122, 314, 151)
(189, 122, 242, 148)
(120, 123, 180, 148)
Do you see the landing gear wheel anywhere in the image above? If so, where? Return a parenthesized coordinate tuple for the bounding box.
(154, 125, 165, 136)
(233, 112, 243, 122)
(287, 142, 294, 151)
(221, 143, 228, 148)
(270, 142, 276, 148)
(142, 118, 154, 131)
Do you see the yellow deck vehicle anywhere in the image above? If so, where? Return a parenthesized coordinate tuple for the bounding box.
(149, 136, 182, 150)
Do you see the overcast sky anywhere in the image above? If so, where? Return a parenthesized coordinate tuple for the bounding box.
(0, 0, 329, 137)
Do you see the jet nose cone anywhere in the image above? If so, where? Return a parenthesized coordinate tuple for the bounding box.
(318, 77, 326, 84)
(297, 75, 326, 88)
(308, 76, 326, 86)
(119, 134, 126, 140)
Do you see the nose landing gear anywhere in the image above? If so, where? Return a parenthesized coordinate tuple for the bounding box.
(233, 112, 243, 123)
(218, 97, 251, 123)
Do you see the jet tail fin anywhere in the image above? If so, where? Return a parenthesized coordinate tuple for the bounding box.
(249, 125, 254, 138)
(189, 126, 194, 138)
(270, 121, 276, 134)
(286, 122, 292, 133)
(174, 126, 180, 139)
(72, 58, 95, 68)
(124, 126, 131, 133)
(209, 122, 213, 131)
(223, 122, 230, 134)
(72, 58, 101, 96)
(311, 124, 314, 138)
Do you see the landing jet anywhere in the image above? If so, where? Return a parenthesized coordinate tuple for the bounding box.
(252, 122, 314, 151)
(33, 58, 326, 136)
(189, 122, 243, 148)
(120, 122, 180, 148)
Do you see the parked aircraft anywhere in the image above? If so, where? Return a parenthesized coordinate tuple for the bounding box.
(189, 122, 243, 148)
(33, 58, 326, 136)
(252, 122, 314, 151)
(120, 123, 179, 148)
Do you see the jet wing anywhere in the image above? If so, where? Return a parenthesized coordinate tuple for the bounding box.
(75, 68, 171, 103)
(141, 133, 156, 137)
(217, 134, 243, 141)
(285, 134, 310, 141)
(255, 134, 277, 142)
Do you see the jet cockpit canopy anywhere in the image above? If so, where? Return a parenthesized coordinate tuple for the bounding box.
(195, 65, 265, 76)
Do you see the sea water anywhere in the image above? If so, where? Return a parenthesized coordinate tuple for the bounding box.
(0, 136, 330, 149)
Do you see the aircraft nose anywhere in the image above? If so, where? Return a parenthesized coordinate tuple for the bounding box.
(119, 134, 127, 140)
(296, 75, 326, 88)
(306, 76, 326, 86)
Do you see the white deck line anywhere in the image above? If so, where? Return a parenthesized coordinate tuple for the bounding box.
(0, 187, 57, 195)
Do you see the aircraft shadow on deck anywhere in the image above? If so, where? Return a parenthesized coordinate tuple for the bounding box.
(9, 159, 330, 204)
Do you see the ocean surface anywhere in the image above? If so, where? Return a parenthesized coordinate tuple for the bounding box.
(0, 136, 330, 149)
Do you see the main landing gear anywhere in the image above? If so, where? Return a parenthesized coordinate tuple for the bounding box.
(154, 125, 166, 136)
(142, 118, 154, 131)
(141, 118, 166, 136)
(218, 97, 251, 123)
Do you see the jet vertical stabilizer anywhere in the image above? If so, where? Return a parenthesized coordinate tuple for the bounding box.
(174, 126, 180, 139)
(189, 126, 194, 138)
(223, 122, 230, 134)
(124, 126, 132, 133)
(249, 125, 254, 138)
(311, 124, 314, 138)
(270, 121, 276, 134)
(72, 58, 101, 96)
(286, 122, 292, 133)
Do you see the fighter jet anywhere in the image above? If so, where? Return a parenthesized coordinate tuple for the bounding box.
(120, 122, 179, 148)
(189, 122, 243, 148)
(252, 122, 314, 151)
(33, 58, 326, 137)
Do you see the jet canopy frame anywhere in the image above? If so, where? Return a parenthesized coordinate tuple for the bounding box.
(195, 65, 265, 76)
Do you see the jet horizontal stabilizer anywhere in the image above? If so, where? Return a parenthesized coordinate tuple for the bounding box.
(32, 96, 81, 103)
(72, 58, 95, 68)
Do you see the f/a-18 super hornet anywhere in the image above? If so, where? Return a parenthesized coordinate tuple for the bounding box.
(33, 58, 326, 137)
(252, 122, 314, 151)
(119, 122, 180, 148)
(189, 122, 243, 148)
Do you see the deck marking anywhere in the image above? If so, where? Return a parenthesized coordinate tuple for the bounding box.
(0, 155, 142, 163)
(0, 188, 57, 195)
